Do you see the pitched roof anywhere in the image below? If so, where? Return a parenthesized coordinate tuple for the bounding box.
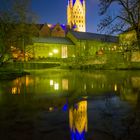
(70, 31, 119, 43)
(32, 37, 74, 45)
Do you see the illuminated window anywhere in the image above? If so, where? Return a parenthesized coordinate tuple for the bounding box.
(50, 80, 54, 86)
(62, 46, 68, 58)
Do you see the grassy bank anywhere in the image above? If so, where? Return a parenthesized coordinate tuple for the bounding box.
(0, 66, 29, 80)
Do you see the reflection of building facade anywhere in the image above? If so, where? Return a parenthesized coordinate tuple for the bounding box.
(69, 100, 87, 140)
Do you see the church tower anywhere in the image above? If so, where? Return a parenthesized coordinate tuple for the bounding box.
(67, 0, 86, 32)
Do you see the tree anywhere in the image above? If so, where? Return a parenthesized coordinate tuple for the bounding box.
(0, 0, 38, 64)
(98, 0, 140, 50)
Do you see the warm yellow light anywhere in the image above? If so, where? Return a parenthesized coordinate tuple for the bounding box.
(12, 87, 17, 94)
(53, 49, 58, 54)
(54, 83, 59, 90)
(49, 53, 53, 56)
(49, 107, 54, 111)
(114, 84, 118, 91)
(50, 80, 54, 86)
(84, 84, 86, 90)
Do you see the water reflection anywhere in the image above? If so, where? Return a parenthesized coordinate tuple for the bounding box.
(0, 70, 140, 140)
(0, 70, 139, 105)
(69, 99, 87, 140)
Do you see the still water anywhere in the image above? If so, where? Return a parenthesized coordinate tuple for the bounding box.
(0, 69, 140, 140)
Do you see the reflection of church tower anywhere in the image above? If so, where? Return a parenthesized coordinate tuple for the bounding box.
(67, 0, 86, 32)
(69, 100, 87, 140)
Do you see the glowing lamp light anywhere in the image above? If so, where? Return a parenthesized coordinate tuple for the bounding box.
(54, 83, 59, 90)
(49, 53, 53, 56)
(50, 80, 54, 86)
(53, 49, 58, 54)
(49, 107, 54, 112)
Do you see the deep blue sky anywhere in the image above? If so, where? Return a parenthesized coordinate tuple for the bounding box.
(31, 0, 118, 33)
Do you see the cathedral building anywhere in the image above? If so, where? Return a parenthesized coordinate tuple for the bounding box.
(18, 0, 119, 61)
(67, 0, 86, 32)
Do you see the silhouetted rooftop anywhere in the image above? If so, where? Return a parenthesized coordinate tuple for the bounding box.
(70, 31, 119, 43)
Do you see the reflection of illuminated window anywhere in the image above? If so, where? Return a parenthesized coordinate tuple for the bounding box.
(49, 107, 54, 111)
(114, 84, 117, 91)
(12, 87, 20, 94)
(12, 87, 17, 94)
(62, 79, 69, 90)
(54, 83, 59, 90)
(84, 84, 86, 90)
(50, 80, 54, 86)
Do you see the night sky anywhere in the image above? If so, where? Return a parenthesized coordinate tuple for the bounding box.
(31, 0, 101, 33)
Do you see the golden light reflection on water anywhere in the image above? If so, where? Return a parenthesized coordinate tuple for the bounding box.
(49, 107, 54, 112)
(11, 76, 33, 95)
(69, 100, 88, 138)
(8, 72, 140, 107)
(62, 79, 68, 90)
(114, 84, 118, 91)
(12, 87, 20, 94)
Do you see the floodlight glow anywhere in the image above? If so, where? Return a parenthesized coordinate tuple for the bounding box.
(49, 53, 53, 56)
(53, 49, 58, 54)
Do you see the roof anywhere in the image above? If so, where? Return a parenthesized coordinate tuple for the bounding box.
(32, 37, 74, 45)
(70, 31, 119, 43)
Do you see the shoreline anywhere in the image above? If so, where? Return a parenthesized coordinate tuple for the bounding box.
(0, 68, 30, 80)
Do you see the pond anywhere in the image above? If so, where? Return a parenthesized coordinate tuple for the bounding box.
(0, 69, 140, 140)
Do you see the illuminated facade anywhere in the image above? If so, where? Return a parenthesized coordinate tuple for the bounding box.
(67, 0, 86, 32)
(13, 0, 120, 61)
(26, 31, 118, 60)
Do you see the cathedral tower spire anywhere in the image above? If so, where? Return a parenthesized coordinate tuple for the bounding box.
(67, 0, 86, 32)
